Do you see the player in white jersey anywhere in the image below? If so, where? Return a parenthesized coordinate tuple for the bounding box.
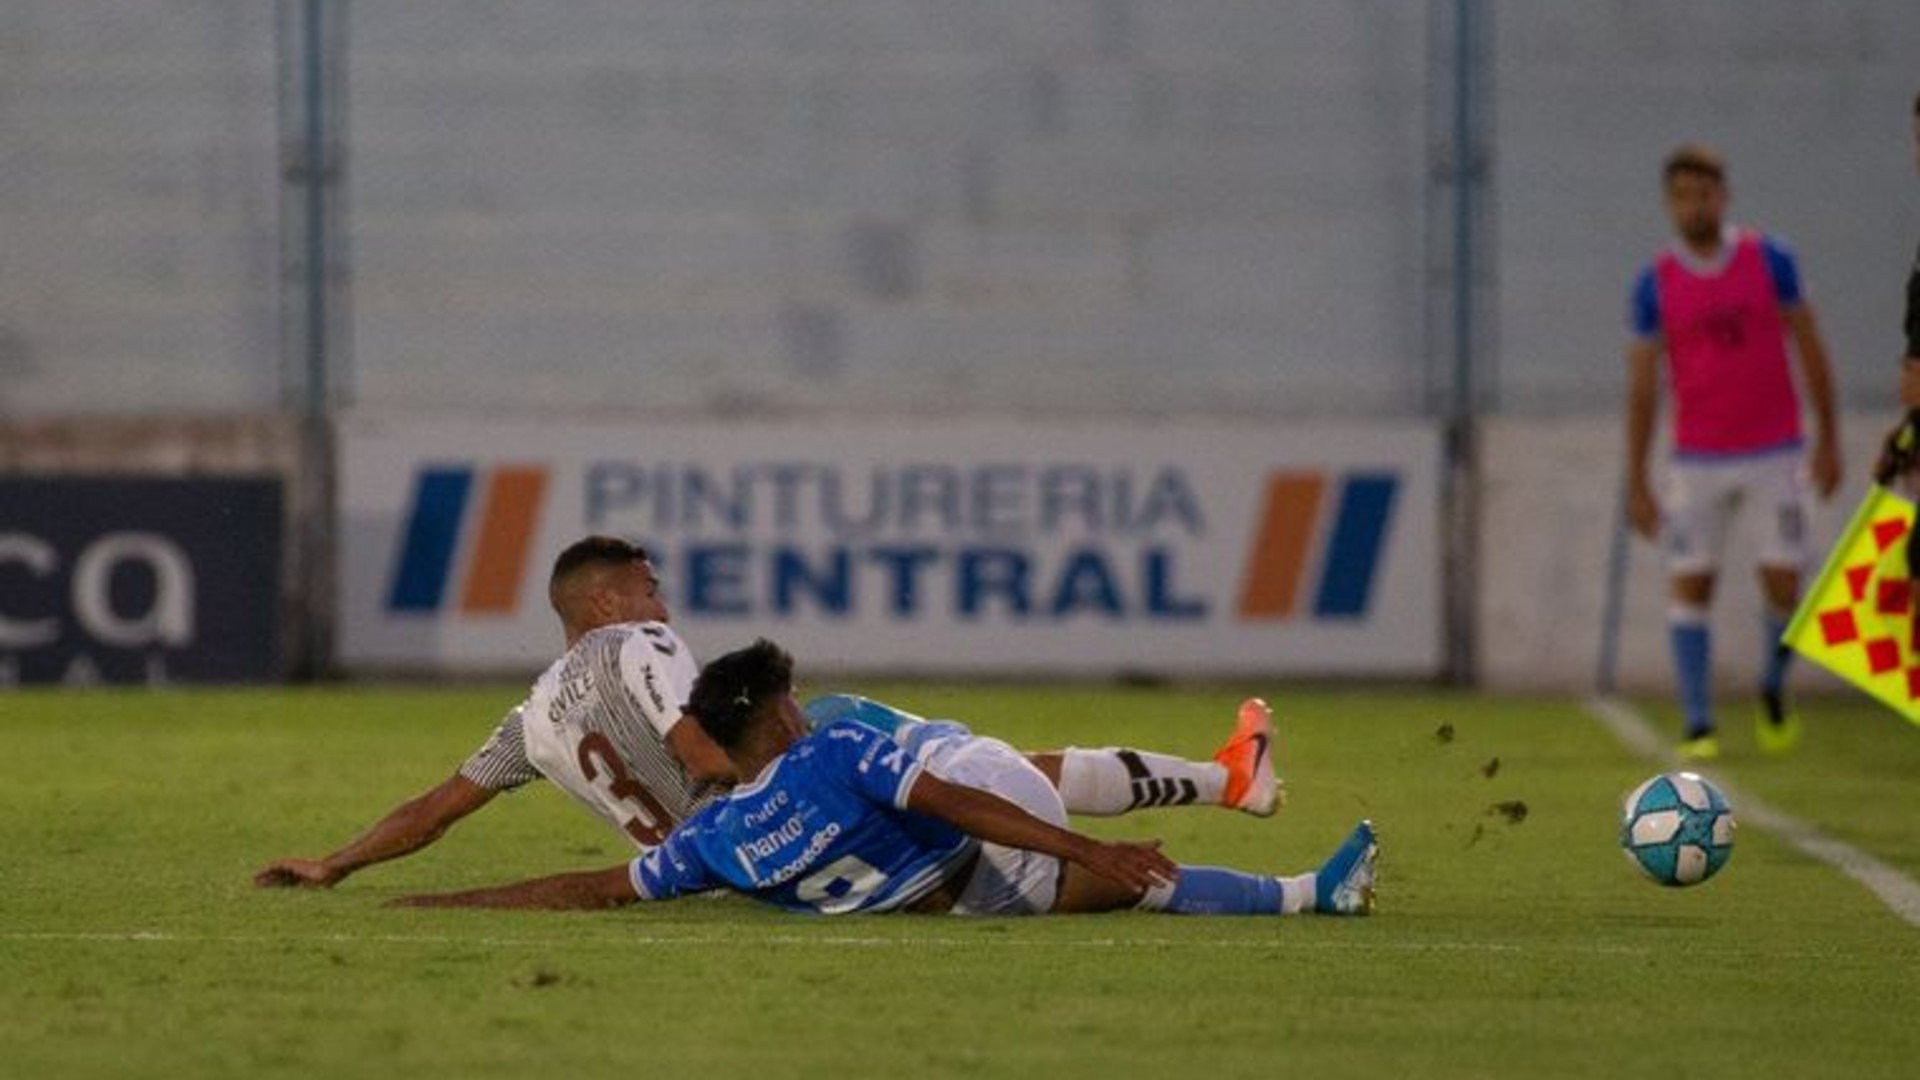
(256, 537, 725, 887)
(515, 620, 707, 846)
(394, 640, 1377, 918)
(257, 536, 1277, 890)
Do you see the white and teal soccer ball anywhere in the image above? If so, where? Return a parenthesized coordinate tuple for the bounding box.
(1620, 771, 1735, 887)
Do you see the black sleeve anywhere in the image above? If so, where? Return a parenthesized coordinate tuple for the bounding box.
(1906, 240, 1920, 359)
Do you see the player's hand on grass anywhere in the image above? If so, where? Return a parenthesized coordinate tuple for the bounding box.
(254, 858, 343, 888)
(1073, 838, 1177, 892)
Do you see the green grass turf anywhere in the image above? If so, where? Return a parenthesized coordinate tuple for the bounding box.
(2, 684, 1918, 1079)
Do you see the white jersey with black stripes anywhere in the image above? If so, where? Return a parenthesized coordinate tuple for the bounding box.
(459, 621, 713, 849)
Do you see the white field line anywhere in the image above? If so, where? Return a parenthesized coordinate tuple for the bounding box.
(0, 930, 1692, 957)
(0, 931, 1884, 964)
(1585, 695, 1920, 929)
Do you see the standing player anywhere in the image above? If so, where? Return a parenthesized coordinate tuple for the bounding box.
(256, 537, 1279, 889)
(1624, 143, 1843, 760)
(395, 639, 1378, 918)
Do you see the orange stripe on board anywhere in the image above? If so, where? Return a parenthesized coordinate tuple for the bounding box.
(1237, 473, 1324, 619)
(461, 467, 548, 614)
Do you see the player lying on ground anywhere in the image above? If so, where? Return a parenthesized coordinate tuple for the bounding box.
(256, 536, 1278, 890)
(394, 638, 1377, 917)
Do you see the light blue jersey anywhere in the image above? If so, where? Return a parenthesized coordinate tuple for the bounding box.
(629, 719, 979, 914)
(802, 694, 973, 759)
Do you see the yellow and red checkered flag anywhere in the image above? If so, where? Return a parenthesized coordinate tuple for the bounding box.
(1782, 485, 1920, 724)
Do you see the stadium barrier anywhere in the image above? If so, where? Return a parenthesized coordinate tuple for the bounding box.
(0, 411, 1893, 691)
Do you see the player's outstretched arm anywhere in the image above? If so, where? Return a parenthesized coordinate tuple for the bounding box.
(254, 774, 497, 888)
(904, 771, 1176, 894)
(389, 865, 637, 910)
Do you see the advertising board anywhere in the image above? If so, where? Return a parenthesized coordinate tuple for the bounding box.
(0, 477, 282, 684)
(338, 416, 1439, 677)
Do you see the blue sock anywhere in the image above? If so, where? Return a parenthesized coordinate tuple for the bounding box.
(1141, 866, 1283, 915)
(1760, 612, 1792, 699)
(1670, 613, 1713, 738)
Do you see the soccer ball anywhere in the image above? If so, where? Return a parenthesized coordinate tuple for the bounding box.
(1619, 771, 1735, 887)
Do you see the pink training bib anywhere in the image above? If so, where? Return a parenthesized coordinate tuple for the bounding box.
(1654, 230, 1800, 456)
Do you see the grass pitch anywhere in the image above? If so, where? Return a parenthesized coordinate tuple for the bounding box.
(3, 683, 1919, 1079)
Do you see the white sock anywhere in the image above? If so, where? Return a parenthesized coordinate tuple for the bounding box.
(1056, 748, 1228, 817)
(1280, 872, 1315, 914)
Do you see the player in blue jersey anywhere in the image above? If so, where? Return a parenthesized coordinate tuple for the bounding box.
(395, 639, 1378, 917)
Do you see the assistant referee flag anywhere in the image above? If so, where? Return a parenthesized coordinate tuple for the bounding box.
(1783, 485, 1920, 725)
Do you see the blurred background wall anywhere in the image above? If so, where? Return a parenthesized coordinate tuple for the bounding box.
(3, 1, 1917, 688)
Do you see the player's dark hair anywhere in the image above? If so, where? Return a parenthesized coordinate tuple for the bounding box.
(1913, 91, 1919, 116)
(687, 639, 795, 750)
(549, 535, 648, 588)
(1663, 143, 1725, 186)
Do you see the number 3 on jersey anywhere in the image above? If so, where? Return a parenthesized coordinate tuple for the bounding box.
(576, 732, 673, 846)
(794, 854, 889, 914)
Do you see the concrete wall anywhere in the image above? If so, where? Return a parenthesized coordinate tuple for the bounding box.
(1480, 412, 1892, 695)
(2, 3, 1915, 420)
(1495, 2, 1920, 416)
(0, 1, 281, 414)
(2, 410, 1894, 693)
(344, 1, 1429, 419)
(3, 2, 1917, 689)
(0, 416, 296, 474)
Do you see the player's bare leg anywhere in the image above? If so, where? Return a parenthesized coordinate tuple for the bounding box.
(1755, 564, 1804, 754)
(1051, 859, 1149, 913)
(1671, 572, 1719, 760)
